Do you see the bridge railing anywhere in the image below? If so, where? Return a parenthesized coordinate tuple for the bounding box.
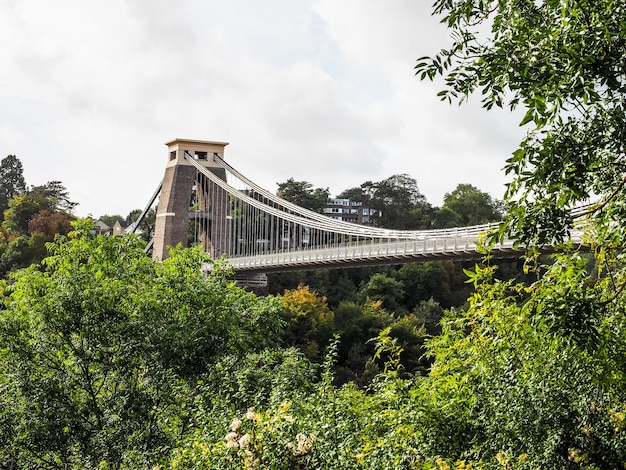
(225, 232, 513, 272)
(224, 225, 587, 272)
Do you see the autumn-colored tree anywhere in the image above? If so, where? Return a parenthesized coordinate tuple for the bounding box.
(281, 285, 334, 361)
(28, 210, 73, 238)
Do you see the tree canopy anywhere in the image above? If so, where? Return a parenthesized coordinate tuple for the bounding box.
(417, 0, 626, 246)
(362, 173, 432, 229)
(440, 183, 503, 227)
(408, 1, 626, 467)
(276, 178, 330, 213)
(2, 181, 75, 236)
(0, 169, 76, 277)
(31, 180, 77, 213)
(0, 220, 284, 467)
(0, 155, 26, 220)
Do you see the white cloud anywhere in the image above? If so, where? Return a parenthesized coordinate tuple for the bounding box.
(0, 0, 525, 218)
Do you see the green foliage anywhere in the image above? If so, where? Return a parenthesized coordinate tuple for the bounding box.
(0, 233, 50, 277)
(332, 300, 391, 384)
(280, 285, 335, 361)
(409, 3, 626, 466)
(0, 236, 33, 275)
(325, 272, 358, 305)
(3, 181, 75, 235)
(363, 173, 433, 229)
(3, 192, 46, 234)
(420, 249, 626, 468)
(417, 0, 626, 247)
(269, 260, 478, 312)
(186, 249, 625, 468)
(276, 178, 330, 214)
(441, 183, 503, 227)
(279, 284, 437, 384)
(0, 155, 26, 221)
(4, 220, 619, 468)
(372, 326, 404, 378)
(0, 179, 77, 277)
(433, 205, 462, 229)
(126, 207, 157, 243)
(393, 262, 452, 310)
(0, 219, 284, 467)
(31, 180, 77, 213)
(165, 336, 442, 469)
(205, 348, 317, 411)
(336, 185, 368, 201)
(358, 272, 405, 312)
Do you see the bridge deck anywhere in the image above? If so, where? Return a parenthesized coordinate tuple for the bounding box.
(226, 235, 527, 273)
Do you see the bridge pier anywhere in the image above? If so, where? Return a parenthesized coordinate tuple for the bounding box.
(153, 138, 230, 261)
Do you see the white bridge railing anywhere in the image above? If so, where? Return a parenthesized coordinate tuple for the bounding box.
(228, 233, 510, 272)
(226, 227, 587, 272)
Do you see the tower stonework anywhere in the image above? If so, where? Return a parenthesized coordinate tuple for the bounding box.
(152, 138, 229, 261)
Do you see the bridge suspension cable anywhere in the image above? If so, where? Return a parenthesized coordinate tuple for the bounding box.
(181, 153, 520, 271)
(205, 153, 498, 239)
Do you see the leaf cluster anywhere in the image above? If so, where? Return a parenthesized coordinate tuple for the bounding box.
(417, 0, 626, 247)
(0, 220, 284, 467)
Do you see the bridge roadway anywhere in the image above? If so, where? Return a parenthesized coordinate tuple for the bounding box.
(225, 225, 529, 273)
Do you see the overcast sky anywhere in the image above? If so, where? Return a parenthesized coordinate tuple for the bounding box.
(0, 0, 526, 218)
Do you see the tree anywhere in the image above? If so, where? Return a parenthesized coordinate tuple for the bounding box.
(0, 182, 77, 277)
(126, 208, 142, 224)
(392, 262, 451, 310)
(364, 174, 432, 229)
(432, 205, 461, 229)
(276, 178, 330, 213)
(336, 186, 369, 202)
(420, 254, 626, 468)
(281, 285, 334, 361)
(0, 235, 47, 277)
(2, 193, 47, 235)
(440, 183, 503, 227)
(31, 180, 77, 213)
(411, 1, 626, 467)
(0, 220, 284, 467)
(28, 210, 73, 238)
(416, 0, 626, 246)
(358, 272, 405, 313)
(0, 155, 26, 220)
(3, 181, 75, 235)
(126, 207, 157, 243)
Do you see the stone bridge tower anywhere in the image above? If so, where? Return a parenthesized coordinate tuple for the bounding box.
(152, 138, 230, 261)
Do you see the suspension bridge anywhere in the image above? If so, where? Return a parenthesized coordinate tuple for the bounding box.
(130, 139, 585, 286)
